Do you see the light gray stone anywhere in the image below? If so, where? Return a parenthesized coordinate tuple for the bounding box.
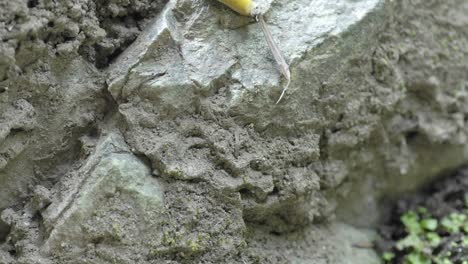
(42, 133, 164, 257)
(0, 0, 467, 263)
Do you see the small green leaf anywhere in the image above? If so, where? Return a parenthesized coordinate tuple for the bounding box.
(434, 257, 454, 264)
(382, 252, 395, 262)
(418, 207, 428, 215)
(421, 218, 438, 231)
(439, 258, 453, 264)
(463, 221, 468, 233)
(405, 252, 431, 264)
(462, 236, 468, 247)
(396, 233, 424, 251)
(426, 232, 441, 247)
(402, 211, 422, 234)
(441, 212, 467, 233)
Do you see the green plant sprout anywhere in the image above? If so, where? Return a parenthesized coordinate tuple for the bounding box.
(382, 195, 468, 264)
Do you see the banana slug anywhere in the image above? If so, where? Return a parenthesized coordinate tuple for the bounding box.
(217, 0, 253, 16)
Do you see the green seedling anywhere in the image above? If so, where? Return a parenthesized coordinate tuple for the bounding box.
(441, 213, 467, 233)
(384, 198, 468, 264)
(383, 252, 395, 262)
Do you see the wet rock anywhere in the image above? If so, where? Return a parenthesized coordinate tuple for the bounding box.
(29, 185, 52, 213)
(0, 0, 467, 263)
(110, 0, 385, 235)
(42, 133, 164, 258)
(245, 222, 380, 264)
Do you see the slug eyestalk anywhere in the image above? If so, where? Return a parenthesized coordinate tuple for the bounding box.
(217, 0, 291, 103)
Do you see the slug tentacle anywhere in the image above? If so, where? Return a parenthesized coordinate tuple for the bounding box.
(257, 15, 291, 104)
(217, 1, 291, 104)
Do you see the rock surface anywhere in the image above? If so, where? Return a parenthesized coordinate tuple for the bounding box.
(0, 0, 467, 263)
(42, 133, 164, 261)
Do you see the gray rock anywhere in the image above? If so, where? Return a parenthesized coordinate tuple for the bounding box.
(111, 0, 385, 234)
(42, 133, 164, 258)
(245, 222, 380, 264)
(0, 0, 467, 263)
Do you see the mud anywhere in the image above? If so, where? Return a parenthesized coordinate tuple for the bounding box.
(0, 0, 467, 263)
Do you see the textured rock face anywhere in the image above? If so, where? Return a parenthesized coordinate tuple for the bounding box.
(1, 0, 468, 263)
(111, 0, 385, 233)
(42, 134, 164, 260)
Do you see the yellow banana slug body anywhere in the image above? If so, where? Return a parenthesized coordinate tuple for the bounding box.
(218, 0, 253, 16)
